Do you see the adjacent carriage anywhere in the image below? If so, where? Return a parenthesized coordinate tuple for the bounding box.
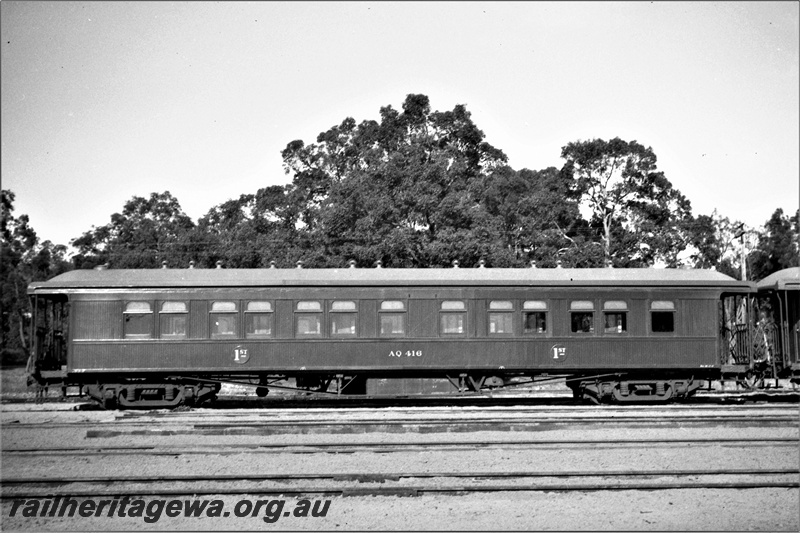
(755, 267, 800, 382)
(27, 265, 767, 408)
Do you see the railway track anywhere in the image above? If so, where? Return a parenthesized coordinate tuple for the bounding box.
(3, 404, 796, 532)
(3, 415, 793, 432)
(4, 436, 798, 457)
(3, 416, 796, 437)
(2, 386, 798, 408)
(113, 402, 800, 417)
(76, 417, 798, 438)
(3, 468, 797, 498)
(4, 403, 797, 422)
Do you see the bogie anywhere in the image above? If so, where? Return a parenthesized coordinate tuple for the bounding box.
(85, 382, 220, 409)
(574, 378, 701, 404)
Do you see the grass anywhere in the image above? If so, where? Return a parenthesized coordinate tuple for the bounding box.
(1, 365, 32, 396)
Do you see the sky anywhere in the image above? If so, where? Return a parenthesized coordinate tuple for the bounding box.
(2, 1, 798, 249)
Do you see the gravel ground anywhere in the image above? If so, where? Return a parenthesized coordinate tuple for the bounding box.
(2, 404, 799, 531)
(4, 439, 798, 480)
(2, 489, 798, 531)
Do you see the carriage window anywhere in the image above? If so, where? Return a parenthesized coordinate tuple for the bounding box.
(523, 300, 547, 334)
(296, 301, 322, 336)
(441, 314, 465, 335)
(330, 301, 357, 336)
(570, 301, 594, 333)
(124, 301, 153, 339)
(488, 301, 513, 335)
(160, 301, 187, 339)
(440, 301, 466, 335)
(210, 301, 238, 338)
(380, 301, 406, 337)
(603, 301, 627, 334)
(245, 301, 273, 338)
(651, 300, 675, 333)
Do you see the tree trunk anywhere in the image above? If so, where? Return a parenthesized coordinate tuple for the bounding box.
(603, 215, 612, 267)
(16, 310, 28, 351)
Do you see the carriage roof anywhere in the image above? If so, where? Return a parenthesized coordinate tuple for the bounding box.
(29, 267, 754, 293)
(757, 267, 800, 291)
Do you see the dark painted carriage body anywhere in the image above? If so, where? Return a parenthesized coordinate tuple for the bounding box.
(756, 267, 800, 380)
(28, 267, 754, 405)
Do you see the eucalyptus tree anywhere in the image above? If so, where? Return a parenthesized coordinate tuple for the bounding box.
(280, 94, 509, 267)
(71, 191, 195, 269)
(195, 185, 309, 268)
(560, 137, 692, 267)
(750, 208, 800, 280)
(478, 165, 594, 266)
(1, 190, 70, 358)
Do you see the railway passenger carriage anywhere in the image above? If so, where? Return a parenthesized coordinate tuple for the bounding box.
(756, 267, 800, 381)
(28, 266, 759, 408)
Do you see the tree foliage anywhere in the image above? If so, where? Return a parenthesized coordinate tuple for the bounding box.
(750, 208, 800, 280)
(4, 92, 798, 373)
(560, 138, 693, 267)
(2, 92, 795, 350)
(279, 94, 515, 267)
(61, 100, 723, 272)
(681, 210, 753, 279)
(71, 191, 195, 269)
(195, 185, 306, 268)
(1, 190, 71, 358)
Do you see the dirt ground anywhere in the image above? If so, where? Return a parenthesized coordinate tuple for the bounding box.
(2, 406, 799, 531)
(2, 368, 799, 531)
(2, 489, 799, 531)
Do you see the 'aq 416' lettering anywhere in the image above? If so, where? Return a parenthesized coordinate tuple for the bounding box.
(389, 350, 423, 357)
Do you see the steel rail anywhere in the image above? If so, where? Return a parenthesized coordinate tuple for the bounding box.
(84, 417, 797, 437)
(2, 389, 798, 406)
(3, 402, 796, 414)
(116, 402, 799, 413)
(2, 479, 797, 499)
(4, 467, 798, 485)
(3, 414, 796, 432)
(3, 437, 797, 456)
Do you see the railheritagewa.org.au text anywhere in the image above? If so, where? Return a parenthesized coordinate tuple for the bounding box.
(8, 496, 331, 524)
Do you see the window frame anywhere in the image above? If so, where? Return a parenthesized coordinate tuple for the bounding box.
(244, 300, 274, 339)
(210, 301, 239, 339)
(439, 300, 467, 337)
(123, 301, 154, 339)
(379, 300, 407, 338)
(522, 300, 548, 335)
(602, 300, 628, 335)
(569, 300, 595, 334)
(159, 301, 188, 340)
(329, 301, 357, 337)
(488, 300, 514, 336)
(295, 300, 323, 337)
(650, 300, 676, 334)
